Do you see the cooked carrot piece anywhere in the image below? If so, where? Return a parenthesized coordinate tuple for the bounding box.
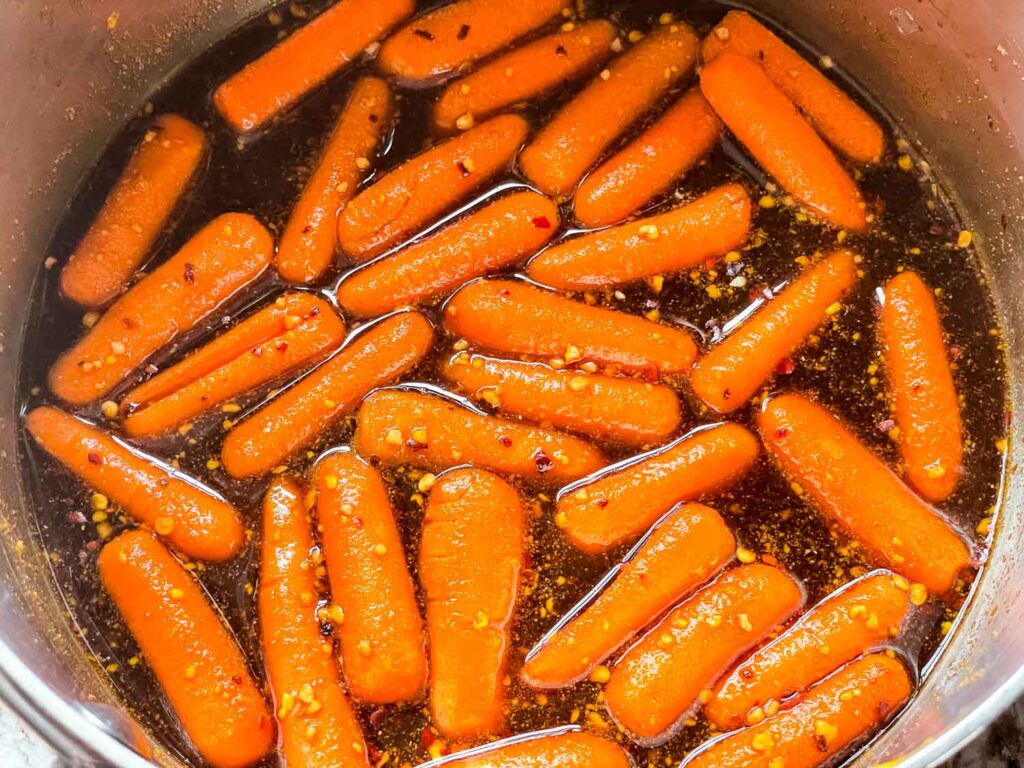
(98, 531, 273, 768)
(336, 191, 559, 318)
(700, 52, 866, 232)
(524, 502, 734, 688)
(558, 422, 759, 552)
(758, 393, 971, 594)
(314, 452, 426, 704)
(26, 407, 243, 561)
(881, 271, 964, 501)
(221, 311, 433, 479)
(443, 730, 631, 768)
(337, 114, 529, 260)
(520, 23, 699, 198)
(529, 183, 751, 290)
(691, 249, 859, 413)
(443, 279, 697, 375)
(573, 89, 721, 227)
(214, 0, 412, 133)
(49, 213, 273, 406)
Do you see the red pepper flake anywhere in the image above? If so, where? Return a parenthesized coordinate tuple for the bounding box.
(68, 510, 87, 524)
(369, 708, 387, 728)
(351, 516, 364, 528)
(876, 419, 895, 433)
(183, 262, 195, 285)
(773, 427, 789, 440)
(301, 224, 313, 234)
(406, 437, 428, 451)
(532, 448, 554, 474)
(762, 553, 780, 567)
(230, 674, 243, 686)
(87, 452, 103, 465)
(369, 113, 379, 123)
(252, 347, 263, 357)
(421, 727, 437, 749)
(366, 744, 383, 764)
(457, 23, 470, 40)
(949, 344, 962, 360)
(814, 735, 829, 752)
(775, 357, 795, 375)
(532, 216, 552, 229)
(85, 540, 100, 552)
(498, 288, 512, 298)
(122, 317, 138, 329)
(640, 362, 660, 383)
(722, 388, 732, 401)
(274, 339, 288, 352)
(457, 160, 471, 177)
(595, 497, 608, 508)
(554, 44, 568, 56)
(498, 435, 512, 447)
(413, 28, 434, 40)
(740, 667, 754, 680)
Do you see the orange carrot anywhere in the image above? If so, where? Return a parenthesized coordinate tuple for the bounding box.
(758, 393, 971, 594)
(443, 730, 631, 768)
(700, 52, 866, 232)
(59, 115, 207, 308)
(314, 452, 426, 703)
(530, 183, 751, 289)
(49, 213, 273, 406)
(26, 407, 243, 561)
(221, 311, 433, 479)
(691, 249, 859, 413)
(98, 530, 273, 768)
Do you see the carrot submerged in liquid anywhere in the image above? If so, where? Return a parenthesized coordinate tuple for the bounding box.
(443, 730, 631, 768)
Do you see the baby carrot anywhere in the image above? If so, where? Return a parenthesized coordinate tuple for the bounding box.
(443, 730, 631, 768)
(221, 311, 433, 479)
(49, 213, 273, 406)
(277, 77, 393, 284)
(314, 452, 426, 704)
(700, 52, 867, 232)
(214, 0, 412, 133)
(59, 115, 207, 308)
(881, 271, 964, 501)
(691, 249, 859, 413)
(529, 183, 751, 289)
(523, 502, 735, 688)
(26, 407, 243, 561)
(443, 279, 698, 375)
(98, 530, 273, 768)
(558, 422, 759, 552)
(520, 22, 699, 198)
(421, 468, 523, 739)
(758, 393, 971, 595)
(260, 478, 369, 768)
(605, 564, 804, 743)
(336, 191, 559, 318)
(573, 89, 721, 227)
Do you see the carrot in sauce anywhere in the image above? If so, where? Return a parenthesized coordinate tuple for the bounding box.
(442, 730, 631, 768)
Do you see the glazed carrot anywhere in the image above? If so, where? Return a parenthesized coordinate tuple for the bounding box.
(49, 213, 273, 406)
(277, 77, 393, 284)
(433, 20, 617, 130)
(26, 407, 243, 561)
(443, 730, 631, 768)
(758, 393, 971, 594)
(691, 249, 859, 413)
(573, 89, 721, 227)
(443, 279, 698, 375)
(529, 184, 751, 290)
(558, 422, 759, 552)
(98, 531, 273, 768)
(702, 10, 885, 164)
(314, 452, 426, 703)
(260, 478, 368, 768)
(122, 293, 346, 437)
(700, 52, 867, 232)
(881, 271, 964, 501)
(213, 0, 412, 133)
(523, 502, 735, 688)
(59, 115, 207, 308)
(221, 311, 433, 479)
(605, 564, 804, 743)
(336, 191, 559, 318)
(520, 23, 699, 198)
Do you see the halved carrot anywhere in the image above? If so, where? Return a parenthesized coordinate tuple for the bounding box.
(700, 52, 866, 232)
(260, 477, 369, 768)
(691, 249, 859, 413)
(336, 191, 559, 318)
(605, 563, 804, 743)
(60, 115, 207, 309)
(98, 530, 273, 768)
(49, 213, 273, 406)
(529, 183, 751, 289)
(523, 502, 735, 688)
(353, 388, 605, 482)
(573, 89, 721, 227)
(26, 407, 243, 561)
(443, 730, 631, 768)
(221, 311, 433, 479)
(558, 422, 759, 552)
(314, 452, 426, 704)
(520, 22, 699, 198)
(758, 393, 971, 594)
(213, 0, 412, 133)
(433, 20, 617, 130)
(337, 115, 529, 260)
(881, 271, 964, 501)
(277, 77, 393, 284)
(443, 279, 697, 375)
(702, 10, 885, 165)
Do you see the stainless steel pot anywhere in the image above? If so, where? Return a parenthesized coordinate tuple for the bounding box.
(1, 1, 1022, 765)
